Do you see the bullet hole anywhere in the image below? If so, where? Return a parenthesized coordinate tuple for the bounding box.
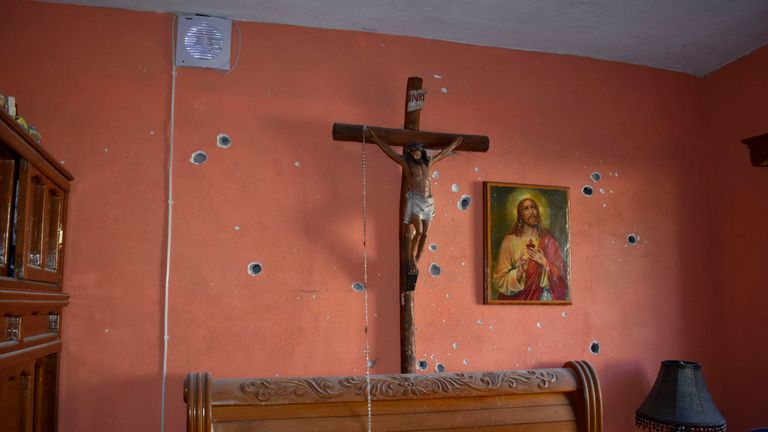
(216, 133, 232, 148)
(463, 359, 469, 365)
(247, 262, 263, 276)
(590, 171, 601, 182)
(451, 184, 460, 193)
(440, 87, 448, 93)
(474, 167, 480, 173)
(476, 319, 483, 325)
(234, 226, 241, 231)
(367, 359, 377, 368)
(581, 185, 593, 197)
(452, 342, 459, 349)
(458, 195, 471, 210)
(536, 322, 543, 328)
(627, 233, 639, 246)
(435, 363, 446, 373)
(351, 282, 366, 292)
(428, 243, 438, 252)
(294, 161, 301, 167)
(190, 151, 208, 165)
(417, 359, 428, 370)
(429, 263, 441, 277)
(562, 311, 568, 318)
(432, 171, 440, 179)
(590, 341, 600, 355)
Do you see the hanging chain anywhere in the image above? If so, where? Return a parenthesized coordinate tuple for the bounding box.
(361, 126, 373, 432)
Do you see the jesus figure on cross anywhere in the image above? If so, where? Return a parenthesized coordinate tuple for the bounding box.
(366, 129, 463, 274)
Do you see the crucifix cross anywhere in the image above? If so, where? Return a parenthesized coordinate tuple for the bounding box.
(332, 77, 489, 373)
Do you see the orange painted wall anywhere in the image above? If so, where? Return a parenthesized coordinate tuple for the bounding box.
(701, 45, 768, 431)
(1, 2, 170, 431)
(1, 1, 764, 431)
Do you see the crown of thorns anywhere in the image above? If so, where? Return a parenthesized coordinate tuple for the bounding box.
(405, 142, 424, 152)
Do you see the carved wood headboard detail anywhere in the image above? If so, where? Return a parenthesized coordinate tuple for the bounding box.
(184, 360, 603, 432)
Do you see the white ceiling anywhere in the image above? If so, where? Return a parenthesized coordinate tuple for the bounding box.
(41, 0, 768, 76)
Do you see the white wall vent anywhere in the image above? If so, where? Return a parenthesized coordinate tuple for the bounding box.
(175, 14, 232, 70)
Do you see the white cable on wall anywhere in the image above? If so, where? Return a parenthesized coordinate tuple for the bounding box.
(161, 14, 240, 431)
(160, 15, 179, 432)
(218, 20, 242, 76)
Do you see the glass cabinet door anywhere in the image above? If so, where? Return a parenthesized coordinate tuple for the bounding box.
(0, 146, 15, 276)
(15, 161, 65, 285)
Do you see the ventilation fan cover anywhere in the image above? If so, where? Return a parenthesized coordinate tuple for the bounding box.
(175, 14, 232, 70)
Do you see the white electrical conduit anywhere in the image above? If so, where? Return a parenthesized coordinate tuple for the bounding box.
(161, 14, 242, 431)
(160, 14, 178, 432)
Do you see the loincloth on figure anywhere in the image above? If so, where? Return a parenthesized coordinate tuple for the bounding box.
(403, 191, 435, 224)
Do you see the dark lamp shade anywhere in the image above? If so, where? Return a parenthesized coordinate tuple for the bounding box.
(636, 360, 726, 432)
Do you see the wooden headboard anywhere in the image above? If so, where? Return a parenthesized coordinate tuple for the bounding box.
(185, 360, 602, 432)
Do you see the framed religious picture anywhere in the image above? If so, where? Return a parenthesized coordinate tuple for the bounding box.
(483, 182, 572, 305)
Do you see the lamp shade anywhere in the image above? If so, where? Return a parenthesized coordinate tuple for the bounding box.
(636, 360, 726, 432)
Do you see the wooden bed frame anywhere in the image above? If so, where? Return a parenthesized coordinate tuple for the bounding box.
(185, 360, 602, 432)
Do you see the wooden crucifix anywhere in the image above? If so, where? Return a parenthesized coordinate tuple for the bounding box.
(332, 77, 489, 373)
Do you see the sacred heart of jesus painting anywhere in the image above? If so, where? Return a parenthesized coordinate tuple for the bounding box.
(483, 182, 572, 305)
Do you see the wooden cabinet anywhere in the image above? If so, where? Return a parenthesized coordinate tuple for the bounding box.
(0, 353, 58, 432)
(0, 109, 72, 432)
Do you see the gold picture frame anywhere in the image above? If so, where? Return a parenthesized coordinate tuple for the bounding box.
(483, 182, 571, 305)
